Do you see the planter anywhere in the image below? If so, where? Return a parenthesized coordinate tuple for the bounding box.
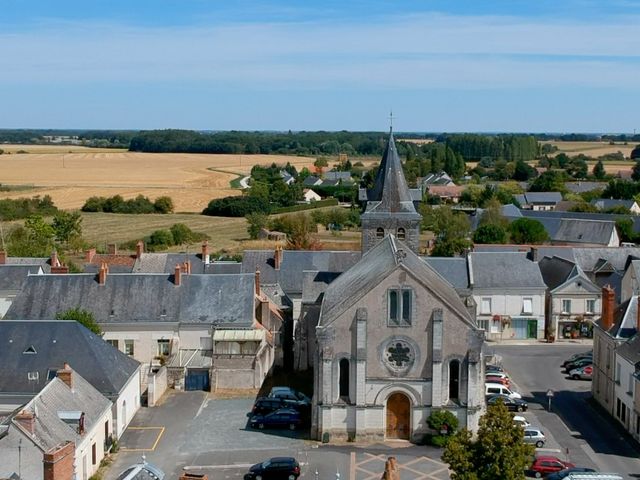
(547, 335, 555, 343)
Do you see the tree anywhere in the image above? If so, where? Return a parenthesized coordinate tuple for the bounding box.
(148, 229, 174, 249)
(52, 211, 83, 244)
(443, 401, 535, 480)
(55, 308, 101, 335)
(631, 145, 640, 160)
(170, 223, 192, 245)
(513, 160, 536, 181)
(246, 212, 269, 239)
(632, 160, 640, 182)
(421, 206, 472, 256)
(313, 157, 329, 169)
(154, 196, 174, 213)
(529, 171, 566, 193)
(271, 213, 320, 250)
(509, 218, 549, 244)
(473, 224, 508, 244)
(593, 160, 606, 179)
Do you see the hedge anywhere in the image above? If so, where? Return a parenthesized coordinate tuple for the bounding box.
(272, 198, 339, 214)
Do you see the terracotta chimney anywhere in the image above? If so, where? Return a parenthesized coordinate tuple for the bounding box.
(136, 241, 144, 259)
(43, 441, 75, 480)
(98, 262, 107, 285)
(15, 409, 36, 435)
(107, 243, 117, 255)
(202, 241, 210, 264)
(57, 363, 72, 389)
(255, 269, 261, 296)
(174, 264, 182, 286)
(183, 261, 192, 275)
(0, 250, 6, 265)
(274, 245, 283, 270)
(51, 251, 60, 268)
(601, 285, 615, 331)
(50, 265, 69, 274)
(85, 248, 96, 263)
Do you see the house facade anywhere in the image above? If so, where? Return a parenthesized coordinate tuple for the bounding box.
(613, 338, 639, 436)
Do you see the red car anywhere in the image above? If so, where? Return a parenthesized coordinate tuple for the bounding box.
(485, 375, 510, 386)
(531, 456, 575, 478)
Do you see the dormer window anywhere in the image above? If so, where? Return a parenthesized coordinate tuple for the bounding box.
(23, 345, 37, 354)
(376, 228, 384, 238)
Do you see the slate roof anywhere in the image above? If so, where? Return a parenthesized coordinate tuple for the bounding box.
(320, 235, 474, 327)
(520, 210, 640, 233)
(12, 371, 111, 452)
(591, 199, 637, 211)
(361, 131, 421, 218)
(301, 271, 342, 304)
(241, 249, 361, 296)
(553, 219, 616, 245)
(0, 265, 42, 291)
(617, 333, 640, 365)
(423, 257, 470, 291)
(132, 253, 218, 274)
(303, 176, 322, 187)
(0, 320, 140, 398)
(572, 247, 640, 272)
(324, 171, 352, 182)
(206, 261, 242, 274)
(599, 297, 639, 339)
(565, 182, 607, 194)
(420, 172, 454, 187)
(514, 192, 563, 205)
(538, 256, 577, 290)
(469, 252, 546, 289)
(5, 273, 255, 326)
(4, 256, 51, 273)
(427, 185, 465, 198)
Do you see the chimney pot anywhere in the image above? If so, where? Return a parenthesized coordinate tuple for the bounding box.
(51, 251, 60, 268)
(98, 262, 107, 285)
(107, 243, 117, 255)
(202, 241, 210, 264)
(85, 248, 96, 263)
(186, 260, 192, 275)
(57, 363, 73, 389)
(601, 285, 615, 331)
(174, 264, 182, 286)
(15, 409, 36, 435)
(0, 250, 6, 264)
(255, 269, 261, 296)
(51, 265, 69, 274)
(136, 241, 144, 259)
(274, 245, 283, 270)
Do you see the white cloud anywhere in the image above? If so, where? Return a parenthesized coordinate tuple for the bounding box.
(1, 13, 639, 89)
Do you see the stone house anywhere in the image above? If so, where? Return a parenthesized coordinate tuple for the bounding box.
(514, 192, 563, 211)
(0, 365, 112, 480)
(614, 334, 640, 437)
(0, 320, 141, 439)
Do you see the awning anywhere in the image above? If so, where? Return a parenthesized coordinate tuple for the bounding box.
(213, 329, 265, 342)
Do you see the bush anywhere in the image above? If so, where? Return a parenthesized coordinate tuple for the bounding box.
(203, 195, 271, 217)
(154, 196, 174, 213)
(427, 409, 459, 434)
(81, 194, 174, 214)
(430, 435, 449, 447)
(0, 195, 58, 220)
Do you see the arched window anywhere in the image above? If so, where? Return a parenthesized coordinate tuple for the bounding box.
(376, 227, 385, 238)
(339, 358, 350, 399)
(397, 228, 406, 240)
(449, 360, 460, 401)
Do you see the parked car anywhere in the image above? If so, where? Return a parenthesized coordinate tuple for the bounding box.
(249, 408, 302, 430)
(251, 397, 288, 416)
(487, 394, 528, 412)
(268, 387, 311, 407)
(485, 375, 510, 387)
(513, 415, 530, 427)
(530, 456, 575, 478)
(545, 467, 598, 479)
(564, 358, 592, 373)
(569, 365, 593, 381)
(485, 383, 522, 399)
(244, 457, 301, 480)
(486, 364, 504, 373)
(485, 371, 510, 381)
(523, 428, 546, 448)
(562, 352, 592, 368)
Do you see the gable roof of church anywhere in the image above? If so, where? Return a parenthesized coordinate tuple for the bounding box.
(319, 235, 475, 327)
(362, 131, 421, 217)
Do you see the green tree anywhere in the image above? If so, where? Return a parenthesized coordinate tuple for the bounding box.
(55, 308, 101, 335)
(148, 229, 174, 250)
(154, 196, 174, 213)
(632, 160, 640, 181)
(509, 218, 549, 244)
(421, 206, 472, 256)
(529, 171, 567, 193)
(616, 218, 636, 243)
(631, 145, 640, 160)
(246, 212, 269, 239)
(313, 157, 329, 169)
(593, 160, 606, 179)
(473, 224, 508, 244)
(52, 211, 83, 244)
(443, 401, 535, 480)
(170, 223, 193, 245)
(478, 199, 509, 228)
(271, 213, 319, 250)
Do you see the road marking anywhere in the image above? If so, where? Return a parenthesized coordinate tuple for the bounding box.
(195, 394, 209, 418)
(536, 447, 561, 453)
(185, 463, 308, 471)
(350, 452, 356, 480)
(120, 426, 165, 452)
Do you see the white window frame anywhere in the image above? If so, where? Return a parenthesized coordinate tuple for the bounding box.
(157, 339, 170, 356)
(481, 298, 492, 315)
(522, 297, 533, 315)
(586, 299, 596, 314)
(124, 340, 134, 356)
(562, 299, 571, 314)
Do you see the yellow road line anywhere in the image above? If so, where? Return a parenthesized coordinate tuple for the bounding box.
(120, 426, 165, 452)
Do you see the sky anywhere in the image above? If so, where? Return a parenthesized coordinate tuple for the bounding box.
(1, 0, 640, 132)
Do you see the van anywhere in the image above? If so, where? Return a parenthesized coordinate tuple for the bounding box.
(485, 382, 522, 399)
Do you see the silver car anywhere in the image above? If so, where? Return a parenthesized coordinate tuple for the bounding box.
(523, 428, 546, 448)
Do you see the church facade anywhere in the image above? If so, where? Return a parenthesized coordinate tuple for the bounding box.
(310, 131, 485, 442)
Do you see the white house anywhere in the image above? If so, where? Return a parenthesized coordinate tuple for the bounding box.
(614, 334, 640, 437)
(303, 188, 322, 203)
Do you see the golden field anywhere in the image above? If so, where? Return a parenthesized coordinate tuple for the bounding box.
(0, 151, 318, 212)
(541, 141, 635, 158)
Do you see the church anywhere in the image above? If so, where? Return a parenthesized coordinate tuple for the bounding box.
(309, 131, 486, 442)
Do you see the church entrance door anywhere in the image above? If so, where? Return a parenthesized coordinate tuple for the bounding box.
(386, 392, 410, 440)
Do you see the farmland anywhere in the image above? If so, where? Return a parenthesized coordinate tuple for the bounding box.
(541, 140, 635, 158)
(0, 151, 318, 212)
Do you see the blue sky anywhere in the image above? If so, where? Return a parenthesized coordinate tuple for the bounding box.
(1, 0, 639, 132)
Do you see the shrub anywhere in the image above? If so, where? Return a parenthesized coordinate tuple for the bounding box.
(203, 195, 271, 217)
(0, 195, 58, 220)
(154, 196, 174, 213)
(81, 194, 174, 214)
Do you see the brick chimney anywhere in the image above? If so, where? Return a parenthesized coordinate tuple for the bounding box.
(174, 264, 182, 286)
(98, 262, 108, 285)
(601, 285, 615, 331)
(50, 251, 60, 268)
(57, 363, 72, 389)
(107, 243, 117, 255)
(0, 250, 6, 264)
(43, 441, 75, 480)
(202, 241, 210, 264)
(50, 265, 69, 274)
(255, 269, 261, 296)
(136, 241, 144, 259)
(274, 245, 283, 270)
(184, 261, 192, 275)
(15, 409, 36, 435)
(85, 248, 96, 263)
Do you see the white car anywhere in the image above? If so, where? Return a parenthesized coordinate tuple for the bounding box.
(485, 383, 522, 399)
(485, 371, 510, 380)
(513, 415, 530, 428)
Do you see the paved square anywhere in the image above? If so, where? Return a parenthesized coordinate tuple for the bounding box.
(120, 427, 165, 452)
(353, 452, 450, 480)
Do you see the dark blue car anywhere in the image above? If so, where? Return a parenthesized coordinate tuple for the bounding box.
(545, 467, 597, 479)
(249, 408, 302, 430)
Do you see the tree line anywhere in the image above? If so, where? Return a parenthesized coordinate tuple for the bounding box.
(82, 195, 174, 214)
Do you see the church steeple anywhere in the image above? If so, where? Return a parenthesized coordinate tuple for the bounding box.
(360, 129, 422, 254)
